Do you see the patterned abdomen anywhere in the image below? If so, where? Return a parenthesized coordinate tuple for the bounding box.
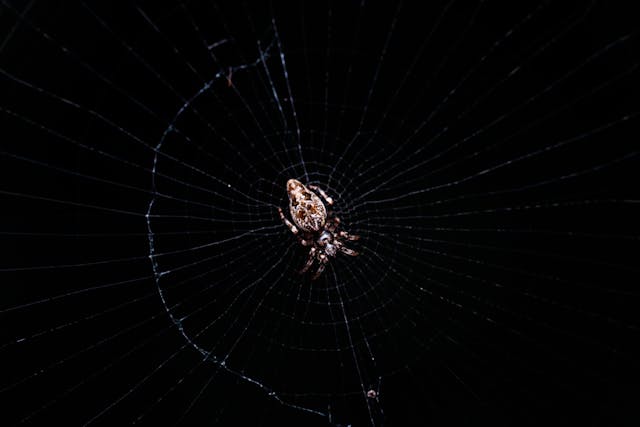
(287, 180, 327, 232)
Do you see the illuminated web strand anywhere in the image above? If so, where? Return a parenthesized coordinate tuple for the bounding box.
(155, 80, 274, 206)
(349, 148, 638, 219)
(328, 1, 403, 187)
(393, 230, 636, 328)
(257, 39, 303, 174)
(272, 15, 309, 182)
(348, 2, 546, 182)
(375, 234, 631, 380)
(337, 254, 405, 417)
(347, 0, 455, 164)
(17, 321, 175, 425)
(4, 0, 278, 195)
(3, 238, 273, 385)
(324, 241, 435, 413)
(0, 150, 274, 217)
(0, 107, 271, 213)
(1, 0, 156, 117)
(353, 112, 638, 208)
(101, 254, 290, 425)
(217, 8, 303, 174)
(0, 69, 266, 209)
(83, 2, 289, 204)
(348, 221, 637, 345)
(356, 64, 638, 211)
(0, 303, 168, 397)
(299, 2, 314, 120)
(361, 62, 639, 202)
(364, 151, 639, 220)
(0, 0, 32, 51)
(350, 3, 596, 192)
(0, 229, 283, 238)
(359, 228, 639, 349)
(352, 17, 630, 198)
(365, 244, 573, 398)
(0, 235, 272, 332)
(11, 240, 287, 422)
(360, 198, 640, 220)
(0, 195, 277, 274)
(81, 2, 271, 189)
(400, 235, 640, 325)
(2, 236, 280, 391)
(356, 224, 638, 244)
(319, 3, 333, 156)
(331, 269, 376, 427)
(366, 225, 640, 287)
(134, 5, 203, 80)
(320, 0, 364, 163)
(147, 234, 331, 420)
(0, 187, 143, 218)
(177, 3, 293, 175)
(0, 274, 150, 321)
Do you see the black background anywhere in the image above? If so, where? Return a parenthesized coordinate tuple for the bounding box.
(1, 1, 639, 426)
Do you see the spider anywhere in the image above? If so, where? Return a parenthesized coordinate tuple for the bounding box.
(278, 179, 359, 280)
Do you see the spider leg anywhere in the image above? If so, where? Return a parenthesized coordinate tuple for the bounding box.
(326, 216, 340, 233)
(339, 230, 360, 241)
(337, 243, 358, 257)
(308, 184, 334, 206)
(278, 207, 298, 235)
(312, 254, 329, 280)
(298, 236, 313, 246)
(299, 247, 317, 274)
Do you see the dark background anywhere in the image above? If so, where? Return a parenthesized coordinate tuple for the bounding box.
(1, 1, 639, 426)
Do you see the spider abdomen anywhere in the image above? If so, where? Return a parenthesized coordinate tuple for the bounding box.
(286, 179, 327, 232)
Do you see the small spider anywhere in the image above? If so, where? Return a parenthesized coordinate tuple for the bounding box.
(278, 179, 359, 280)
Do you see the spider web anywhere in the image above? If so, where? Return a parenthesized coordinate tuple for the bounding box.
(1, 1, 639, 426)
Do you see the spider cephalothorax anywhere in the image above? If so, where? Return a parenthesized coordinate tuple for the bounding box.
(278, 179, 359, 280)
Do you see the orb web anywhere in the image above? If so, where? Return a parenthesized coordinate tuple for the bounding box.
(1, 1, 639, 426)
